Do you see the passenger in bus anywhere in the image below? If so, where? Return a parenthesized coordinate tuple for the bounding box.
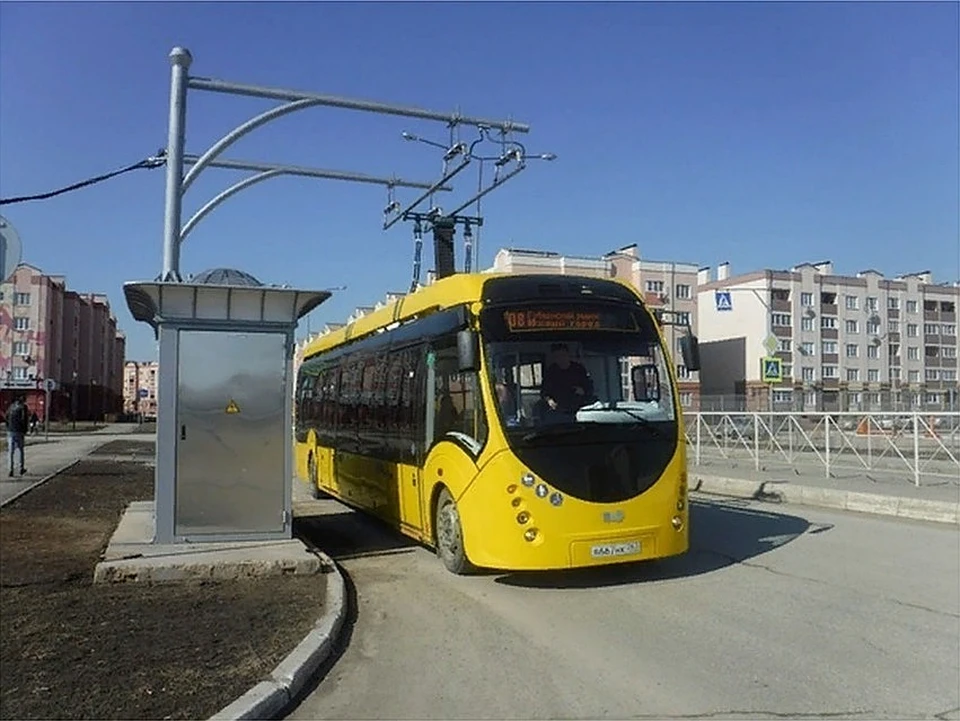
(541, 343, 594, 414)
(436, 392, 460, 436)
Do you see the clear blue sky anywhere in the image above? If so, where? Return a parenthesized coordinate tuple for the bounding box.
(1, 1, 957, 362)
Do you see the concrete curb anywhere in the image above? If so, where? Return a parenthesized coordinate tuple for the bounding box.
(0, 439, 110, 509)
(208, 551, 348, 721)
(690, 473, 960, 525)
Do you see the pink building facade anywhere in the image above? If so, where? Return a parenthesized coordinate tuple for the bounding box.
(1, 263, 125, 421)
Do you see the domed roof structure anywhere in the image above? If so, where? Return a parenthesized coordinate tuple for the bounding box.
(191, 267, 263, 287)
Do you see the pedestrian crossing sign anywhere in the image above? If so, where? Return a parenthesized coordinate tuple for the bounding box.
(761, 357, 782, 383)
(715, 291, 733, 312)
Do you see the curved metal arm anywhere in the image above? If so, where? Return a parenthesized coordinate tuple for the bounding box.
(181, 98, 324, 193)
(179, 170, 283, 244)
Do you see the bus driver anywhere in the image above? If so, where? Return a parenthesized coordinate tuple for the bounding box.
(541, 343, 594, 414)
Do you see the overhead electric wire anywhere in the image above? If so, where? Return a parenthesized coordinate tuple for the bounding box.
(0, 150, 167, 206)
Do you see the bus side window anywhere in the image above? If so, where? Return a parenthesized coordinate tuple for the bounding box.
(432, 339, 487, 450)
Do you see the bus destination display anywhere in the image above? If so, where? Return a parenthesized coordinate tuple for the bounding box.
(503, 308, 638, 333)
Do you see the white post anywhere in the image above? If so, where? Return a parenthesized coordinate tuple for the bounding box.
(912, 413, 921, 487)
(825, 415, 831, 478)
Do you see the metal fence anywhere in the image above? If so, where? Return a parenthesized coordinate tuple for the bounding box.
(698, 391, 960, 414)
(684, 411, 960, 487)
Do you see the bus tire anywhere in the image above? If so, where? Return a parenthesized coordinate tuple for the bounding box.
(308, 452, 328, 500)
(434, 487, 475, 575)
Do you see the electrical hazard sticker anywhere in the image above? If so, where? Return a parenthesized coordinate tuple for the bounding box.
(225, 399, 241, 414)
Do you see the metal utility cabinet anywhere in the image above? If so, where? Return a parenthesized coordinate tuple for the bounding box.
(124, 268, 331, 544)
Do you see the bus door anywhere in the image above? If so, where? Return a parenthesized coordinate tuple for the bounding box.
(397, 345, 426, 534)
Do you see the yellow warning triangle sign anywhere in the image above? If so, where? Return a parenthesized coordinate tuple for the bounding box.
(225, 399, 240, 414)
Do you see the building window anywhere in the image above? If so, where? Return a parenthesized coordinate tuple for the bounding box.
(13, 341, 29, 356)
(866, 321, 881, 335)
(845, 344, 859, 358)
(676, 365, 690, 380)
(801, 366, 815, 381)
(867, 392, 881, 406)
(14, 317, 29, 331)
(846, 368, 860, 382)
(925, 346, 939, 358)
(888, 320, 899, 333)
(907, 346, 919, 360)
(782, 363, 792, 378)
(943, 347, 957, 359)
(906, 324, 918, 337)
(804, 390, 817, 406)
(867, 344, 879, 359)
(800, 342, 815, 356)
(778, 338, 792, 352)
(868, 369, 880, 382)
(679, 392, 693, 407)
(925, 393, 942, 405)
(866, 297, 878, 311)
(821, 316, 837, 330)
(822, 365, 838, 378)
(822, 341, 837, 354)
(801, 317, 815, 332)
(772, 313, 791, 327)
(800, 292, 814, 307)
(646, 280, 664, 293)
(906, 300, 918, 313)
(674, 284, 691, 299)
(908, 370, 920, 382)
(772, 390, 793, 403)
(890, 367, 901, 381)
(845, 295, 859, 310)
(845, 319, 859, 334)
(925, 369, 940, 381)
(675, 311, 691, 325)
(924, 323, 940, 335)
(943, 369, 958, 382)
(771, 289, 790, 302)
(821, 292, 837, 305)
(943, 324, 957, 336)
(888, 297, 900, 310)
(13, 292, 30, 305)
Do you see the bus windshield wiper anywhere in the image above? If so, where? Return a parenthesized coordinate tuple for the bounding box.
(585, 404, 666, 438)
(521, 424, 588, 443)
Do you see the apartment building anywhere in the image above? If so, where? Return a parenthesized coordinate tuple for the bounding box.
(0, 263, 126, 421)
(697, 260, 960, 411)
(489, 245, 702, 408)
(123, 361, 159, 418)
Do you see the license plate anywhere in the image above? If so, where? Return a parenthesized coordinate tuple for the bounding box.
(590, 540, 641, 559)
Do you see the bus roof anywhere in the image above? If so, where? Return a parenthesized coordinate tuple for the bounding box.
(303, 271, 642, 358)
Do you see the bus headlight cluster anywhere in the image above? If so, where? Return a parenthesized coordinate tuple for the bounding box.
(549, 491, 563, 507)
(521, 472, 535, 488)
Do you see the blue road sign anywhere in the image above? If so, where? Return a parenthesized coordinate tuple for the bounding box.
(715, 290, 733, 312)
(761, 356, 782, 383)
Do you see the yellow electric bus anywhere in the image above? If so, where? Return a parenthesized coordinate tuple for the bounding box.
(294, 272, 700, 574)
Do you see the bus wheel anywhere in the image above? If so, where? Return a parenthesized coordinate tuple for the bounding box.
(434, 487, 474, 575)
(308, 453, 327, 499)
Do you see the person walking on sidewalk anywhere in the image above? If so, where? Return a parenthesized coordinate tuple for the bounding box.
(5, 395, 29, 477)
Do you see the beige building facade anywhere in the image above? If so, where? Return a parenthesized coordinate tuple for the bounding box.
(123, 360, 159, 418)
(697, 260, 959, 411)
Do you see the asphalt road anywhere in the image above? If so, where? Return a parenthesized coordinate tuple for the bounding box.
(290, 494, 960, 720)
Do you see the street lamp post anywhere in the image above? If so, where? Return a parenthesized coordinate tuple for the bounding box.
(71, 371, 77, 430)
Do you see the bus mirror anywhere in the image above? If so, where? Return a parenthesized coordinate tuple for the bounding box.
(631, 363, 660, 402)
(457, 329, 480, 372)
(679, 334, 701, 372)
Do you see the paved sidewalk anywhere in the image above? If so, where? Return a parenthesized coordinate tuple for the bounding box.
(690, 459, 960, 524)
(0, 426, 155, 507)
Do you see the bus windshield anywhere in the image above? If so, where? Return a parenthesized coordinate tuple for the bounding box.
(481, 303, 677, 439)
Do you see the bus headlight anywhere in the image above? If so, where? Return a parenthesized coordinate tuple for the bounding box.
(671, 515, 684, 531)
(524, 528, 539, 542)
(535, 483, 548, 499)
(676, 498, 685, 511)
(549, 492, 563, 507)
(521, 472, 535, 487)
(516, 511, 530, 524)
